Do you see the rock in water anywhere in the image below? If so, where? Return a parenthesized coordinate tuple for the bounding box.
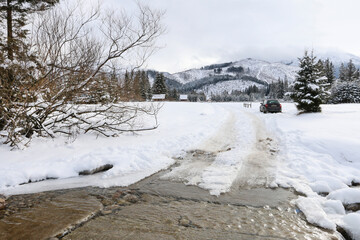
(78, 164, 113, 175)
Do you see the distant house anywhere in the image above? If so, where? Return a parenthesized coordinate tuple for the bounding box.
(179, 94, 188, 101)
(151, 94, 166, 101)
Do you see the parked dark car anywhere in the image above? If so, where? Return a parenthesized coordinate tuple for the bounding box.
(260, 99, 282, 113)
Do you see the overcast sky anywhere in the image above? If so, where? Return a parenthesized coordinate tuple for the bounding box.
(103, 0, 360, 73)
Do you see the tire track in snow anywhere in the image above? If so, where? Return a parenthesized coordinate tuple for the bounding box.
(160, 110, 236, 186)
(232, 111, 279, 189)
(158, 105, 279, 196)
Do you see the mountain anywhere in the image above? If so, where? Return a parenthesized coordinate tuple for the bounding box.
(284, 50, 360, 76)
(148, 51, 360, 98)
(170, 58, 299, 85)
(153, 58, 299, 98)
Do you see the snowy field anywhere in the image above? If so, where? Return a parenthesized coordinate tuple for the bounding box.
(254, 103, 360, 239)
(0, 102, 360, 238)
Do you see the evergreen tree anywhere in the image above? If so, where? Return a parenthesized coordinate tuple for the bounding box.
(140, 70, 151, 100)
(339, 63, 346, 81)
(1, 0, 58, 60)
(152, 73, 167, 94)
(0, 0, 58, 130)
(339, 59, 358, 82)
(356, 69, 360, 80)
(132, 71, 142, 100)
(324, 58, 335, 85)
(122, 70, 131, 98)
(330, 81, 360, 103)
(290, 51, 329, 113)
(168, 88, 178, 101)
(345, 60, 357, 82)
(317, 59, 324, 74)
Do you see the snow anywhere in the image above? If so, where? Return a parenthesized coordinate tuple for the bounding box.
(1, 101, 360, 237)
(198, 79, 264, 98)
(0, 103, 230, 195)
(295, 197, 337, 230)
(233, 58, 299, 83)
(197, 108, 255, 195)
(342, 213, 360, 240)
(252, 102, 360, 236)
(167, 58, 300, 95)
(327, 188, 360, 205)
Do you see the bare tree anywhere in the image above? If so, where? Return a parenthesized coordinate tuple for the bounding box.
(1, 1, 165, 147)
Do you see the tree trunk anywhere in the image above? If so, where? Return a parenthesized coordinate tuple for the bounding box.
(7, 0, 13, 61)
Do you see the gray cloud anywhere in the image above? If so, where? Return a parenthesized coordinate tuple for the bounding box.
(104, 0, 360, 73)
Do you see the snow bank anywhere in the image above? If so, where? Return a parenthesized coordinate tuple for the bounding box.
(0, 102, 229, 195)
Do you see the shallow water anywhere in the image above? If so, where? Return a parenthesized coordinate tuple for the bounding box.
(0, 149, 343, 240)
(64, 194, 339, 240)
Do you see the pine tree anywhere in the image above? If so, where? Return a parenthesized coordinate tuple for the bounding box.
(339, 59, 358, 82)
(132, 71, 141, 101)
(290, 51, 329, 113)
(122, 70, 131, 100)
(168, 88, 178, 101)
(356, 69, 360, 80)
(324, 58, 335, 85)
(345, 60, 357, 82)
(140, 70, 151, 100)
(152, 73, 167, 94)
(0, 0, 58, 130)
(330, 81, 360, 103)
(317, 59, 324, 74)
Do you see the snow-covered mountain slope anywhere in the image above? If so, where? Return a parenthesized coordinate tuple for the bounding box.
(170, 58, 299, 85)
(284, 51, 360, 75)
(197, 79, 264, 98)
(232, 58, 299, 83)
(171, 68, 214, 84)
(318, 51, 360, 67)
(151, 51, 360, 95)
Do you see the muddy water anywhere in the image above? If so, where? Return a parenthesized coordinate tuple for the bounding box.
(0, 190, 103, 240)
(64, 194, 339, 240)
(62, 149, 340, 240)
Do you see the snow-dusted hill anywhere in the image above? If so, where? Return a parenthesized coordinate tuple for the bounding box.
(170, 58, 299, 85)
(199, 79, 264, 97)
(150, 52, 360, 96)
(159, 58, 299, 96)
(285, 50, 360, 75)
(232, 58, 299, 83)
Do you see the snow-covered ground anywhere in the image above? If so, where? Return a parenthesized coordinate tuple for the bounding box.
(1, 102, 359, 239)
(252, 103, 360, 239)
(0, 103, 231, 195)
